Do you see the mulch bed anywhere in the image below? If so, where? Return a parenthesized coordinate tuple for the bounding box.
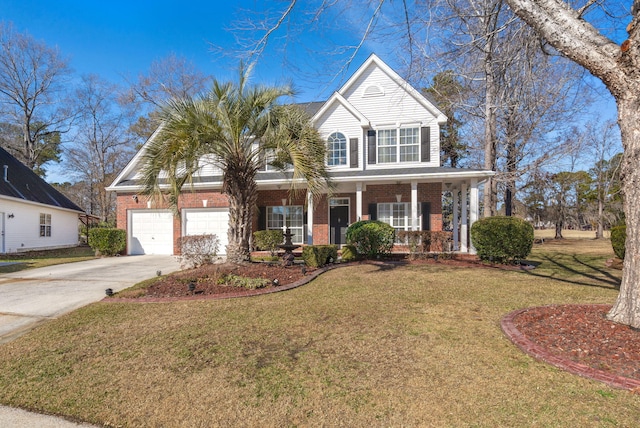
(144, 262, 314, 298)
(508, 304, 640, 388)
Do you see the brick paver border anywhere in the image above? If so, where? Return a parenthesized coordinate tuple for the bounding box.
(501, 305, 640, 391)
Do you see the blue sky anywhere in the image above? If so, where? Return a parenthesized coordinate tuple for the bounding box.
(0, 0, 390, 102)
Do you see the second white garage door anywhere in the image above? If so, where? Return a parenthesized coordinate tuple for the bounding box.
(183, 209, 229, 255)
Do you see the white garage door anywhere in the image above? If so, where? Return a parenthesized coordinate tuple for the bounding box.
(129, 211, 174, 255)
(183, 209, 229, 255)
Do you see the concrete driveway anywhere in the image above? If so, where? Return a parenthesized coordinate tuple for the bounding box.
(0, 255, 181, 343)
(0, 255, 181, 427)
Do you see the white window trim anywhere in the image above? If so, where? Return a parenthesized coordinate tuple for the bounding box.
(266, 205, 305, 245)
(39, 213, 52, 237)
(376, 125, 421, 164)
(327, 131, 348, 167)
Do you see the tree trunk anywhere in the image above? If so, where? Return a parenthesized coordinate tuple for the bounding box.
(596, 198, 604, 239)
(607, 95, 640, 327)
(224, 168, 258, 263)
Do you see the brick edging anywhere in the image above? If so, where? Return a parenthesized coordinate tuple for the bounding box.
(501, 305, 640, 391)
(102, 263, 349, 304)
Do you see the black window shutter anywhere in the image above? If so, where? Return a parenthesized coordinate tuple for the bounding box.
(349, 138, 358, 168)
(258, 206, 267, 230)
(368, 203, 377, 221)
(367, 130, 376, 164)
(421, 202, 431, 231)
(421, 127, 431, 163)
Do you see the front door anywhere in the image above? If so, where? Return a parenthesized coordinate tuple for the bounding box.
(330, 203, 349, 246)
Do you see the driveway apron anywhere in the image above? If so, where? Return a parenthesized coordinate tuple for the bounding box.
(0, 255, 180, 343)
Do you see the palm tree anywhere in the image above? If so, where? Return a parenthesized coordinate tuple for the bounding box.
(139, 66, 331, 263)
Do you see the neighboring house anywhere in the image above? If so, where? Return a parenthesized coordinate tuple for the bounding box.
(0, 146, 84, 253)
(107, 54, 493, 255)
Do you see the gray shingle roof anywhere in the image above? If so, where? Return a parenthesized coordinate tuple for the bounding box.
(0, 146, 83, 212)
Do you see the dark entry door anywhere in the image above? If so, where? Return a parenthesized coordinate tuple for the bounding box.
(330, 205, 349, 246)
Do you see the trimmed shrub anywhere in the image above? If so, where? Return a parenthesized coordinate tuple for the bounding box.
(470, 216, 534, 263)
(611, 225, 626, 260)
(88, 228, 126, 256)
(302, 245, 338, 268)
(340, 244, 358, 262)
(397, 230, 454, 254)
(253, 230, 284, 256)
(178, 234, 220, 268)
(345, 220, 395, 258)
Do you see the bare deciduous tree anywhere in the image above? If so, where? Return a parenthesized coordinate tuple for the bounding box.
(503, 0, 640, 327)
(67, 75, 137, 222)
(0, 22, 73, 174)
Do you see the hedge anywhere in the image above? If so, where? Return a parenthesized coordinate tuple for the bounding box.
(470, 216, 533, 263)
(611, 225, 626, 260)
(88, 228, 126, 256)
(302, 245, 338, 268)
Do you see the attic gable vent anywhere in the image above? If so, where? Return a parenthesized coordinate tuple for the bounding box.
(363, 84, 384, 97)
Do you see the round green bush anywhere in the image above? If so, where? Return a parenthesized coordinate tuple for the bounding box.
(470, 216, 534, 263)
(611, 225, 626, 260)
(88, 227, 126, 256)
(345, 220, 395, 258)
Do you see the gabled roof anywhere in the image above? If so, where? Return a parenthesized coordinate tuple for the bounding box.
(336, 53, 447, 125)
(0, 146, 83, 212)
(312, 92, 370, 127)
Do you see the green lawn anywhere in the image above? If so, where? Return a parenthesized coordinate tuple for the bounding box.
(0, 238, 637, 427)
(0, 246, 96, 273)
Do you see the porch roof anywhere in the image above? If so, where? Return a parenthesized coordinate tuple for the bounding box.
(108, 166, 494, 192)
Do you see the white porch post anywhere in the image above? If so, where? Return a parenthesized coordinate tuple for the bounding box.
(469, 178, 479, 254)
(411, 180, 418, 230)
(460, 182, 468, 253)
(306, 192, 314, 245)
(356, 182, 363, 221)
(453, 186, 459, 251)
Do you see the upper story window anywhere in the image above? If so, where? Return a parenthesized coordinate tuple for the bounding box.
(377, 127, 420, 164)
(327, 132, 347, 166)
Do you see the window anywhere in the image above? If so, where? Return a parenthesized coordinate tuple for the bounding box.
(266, 205, 304, 244)
(327, 132, 347, 166)
(378, 129, 397, 163)
(39, 213, 51, 237)
(377, 203, 422, 240)
(377, 127, 420, 163)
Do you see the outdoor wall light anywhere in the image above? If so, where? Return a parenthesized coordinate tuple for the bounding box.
(396, 194, 402, 203)
(105, 288, 114, 296)
(132, 195, 138, 203)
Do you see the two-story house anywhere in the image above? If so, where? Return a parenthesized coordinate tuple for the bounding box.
(107, 54, 493, 255)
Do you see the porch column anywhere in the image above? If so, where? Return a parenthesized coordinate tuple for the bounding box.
(460, 181, 468, 252)
(306, 192, 314, 245)
(453, 186, 459, 251)
(469, 178, 479, 254)
(411, 180, 418, 230)
(356, 182, 363, 221)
